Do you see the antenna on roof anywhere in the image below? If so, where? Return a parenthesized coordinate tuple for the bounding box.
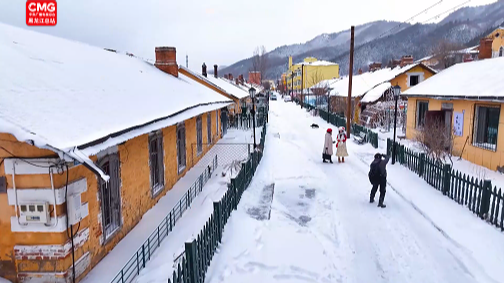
(186, 54, 188, 68)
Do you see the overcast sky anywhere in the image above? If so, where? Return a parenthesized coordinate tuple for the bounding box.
(0, 0, 497, 70)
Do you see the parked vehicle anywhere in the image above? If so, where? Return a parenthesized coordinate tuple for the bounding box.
(271, 94, 277, 101)
(284, 96, 292, 102)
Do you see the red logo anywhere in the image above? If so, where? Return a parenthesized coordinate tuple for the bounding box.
(26, 0, 57, 26)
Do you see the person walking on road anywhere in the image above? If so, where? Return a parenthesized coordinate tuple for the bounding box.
(323, 128, 334, 163)
(336, 127, 348, 163)
(369, 153, 390, 208)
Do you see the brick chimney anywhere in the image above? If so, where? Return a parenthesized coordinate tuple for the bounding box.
(224, 74, 229, 79)
(229, 73, 233, 81)
(235, 78, 239, 85)
(358, 68, 363, 74)
(214, 65, 218, 78)
(368, 62, 382, 72)
(400, 55, 414, 67)
(479, 38, 493, 60)
(202, 63, 207, 77)
(239, 75, 244, 84)
(154, 47, 178, 77)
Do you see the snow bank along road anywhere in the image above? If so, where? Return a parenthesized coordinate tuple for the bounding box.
(204, 100, 504, 283)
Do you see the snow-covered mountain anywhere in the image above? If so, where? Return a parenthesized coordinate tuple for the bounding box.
(221, 0, 504, 79)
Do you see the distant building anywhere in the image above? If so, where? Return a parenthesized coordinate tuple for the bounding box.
(285, 56, 339, 97)
(248, 71, 261, 85)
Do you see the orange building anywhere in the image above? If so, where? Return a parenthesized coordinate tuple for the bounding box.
(0, 24, 231, 282)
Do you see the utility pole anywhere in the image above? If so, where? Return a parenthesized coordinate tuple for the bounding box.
(301, 64, 304, 108)
(347, 26, 355, 138)
(186, 54, 188, 68)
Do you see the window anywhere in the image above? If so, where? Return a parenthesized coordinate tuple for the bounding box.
(416, 101, 429, 128)
(500, 47, 503, 57)
(196, 116, 203, 155)
(98, 154, 121, 241)
(216, 110, 219, 136)
(207, 113, 212, 144)
(177, 123, 186, 173)
(149, 131, 164, 196)
(409, 75, 419, 86)
(473, 105, 500, 151)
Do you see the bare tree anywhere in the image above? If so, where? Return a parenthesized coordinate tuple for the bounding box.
(432, 40, 463, 69)
(308, 70, 330, 109)
(251, 46, 269, 84)
(415, 116, 454, 163)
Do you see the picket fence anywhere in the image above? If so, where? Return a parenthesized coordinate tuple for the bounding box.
(317, 109, 379, 149)
(387, 138, 504, 231)
(167, 123, 267, 283)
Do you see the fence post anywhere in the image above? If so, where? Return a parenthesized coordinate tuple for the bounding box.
(386, 138, 391, 156)
(442, 164, 451, 195)
(231, 179, 238, 210)
(419, 153, 425, 177)
(185, 240, 199, 283)
(480, 180, 492, 219)
(400, 144, 405, 164)
(213, 202, 222, 242)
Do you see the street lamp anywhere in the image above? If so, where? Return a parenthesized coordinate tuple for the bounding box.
(391, 84, 401, 165)
(249, 86, 257, 149)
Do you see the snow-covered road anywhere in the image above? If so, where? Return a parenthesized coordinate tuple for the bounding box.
(204, 99, 504, 283)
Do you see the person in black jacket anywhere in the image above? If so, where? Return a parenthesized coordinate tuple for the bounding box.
(369, 153, 390, 208)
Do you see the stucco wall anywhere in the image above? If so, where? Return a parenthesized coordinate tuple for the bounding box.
(0, 108, 222, 282)
(406, 97, 504, 171)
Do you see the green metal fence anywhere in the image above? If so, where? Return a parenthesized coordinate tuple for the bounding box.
(387, 138, 504, 231)
(318, 109, 378, 149)
(110, 156, 218, 283)
(168, 122, 268, 283)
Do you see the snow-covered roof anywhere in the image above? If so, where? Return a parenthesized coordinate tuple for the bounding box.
(361, 82, 392, 103)
(0, 23, 231, 179)
(403, 57, 504, 100)
(294, 60, 338, 66)
(329, 63, 434, 99)
(180, 67, 249, 100)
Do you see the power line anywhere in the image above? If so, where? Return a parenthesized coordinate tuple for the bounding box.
(373, 0, 444, 41)
(421, 0, 472, 24)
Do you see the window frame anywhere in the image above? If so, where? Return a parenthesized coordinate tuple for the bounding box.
(416, 100, 429, 129)
(196, 115, 203, 156)
(148, 130, 165, 197)
(409, 75, 419, 86)
(499, 47, 503, 57)
(176, 123, 186, 174)
(216, 110, 219, 137)
(98, 153, 122, 243)
(472, 104, 500, 151)
(207, 113, 212, 144)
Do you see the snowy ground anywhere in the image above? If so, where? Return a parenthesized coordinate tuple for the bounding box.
(203, 100, 504, 283)
(82, 128, 256, 283)
(0, 277, 11, 283)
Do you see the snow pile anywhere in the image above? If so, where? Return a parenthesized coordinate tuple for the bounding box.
(404, 57, 504, 98)
(361, 82, 392, 103)
(294, 60, 338, 66)
(0, 23, 231, 157)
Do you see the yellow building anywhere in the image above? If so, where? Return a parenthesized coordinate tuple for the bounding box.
(404, 57, 504, 171)
(285, 56, 339, 96)
(0, 24, 232, 282)
(486, 27, 504, 58)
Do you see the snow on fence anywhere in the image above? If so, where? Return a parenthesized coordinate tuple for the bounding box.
(110, 156, 218, 283)
(167, 122, 267, 283)
(317, 109, 379, 149)
(387, 138, 504, 231)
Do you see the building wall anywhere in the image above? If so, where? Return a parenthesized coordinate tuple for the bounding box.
(0, 109, 222, 282)
(389, 65, 435, 92)
(488, 28, 504, 58)
(286, 58, 339, 95)
(406, 97, 504, 171)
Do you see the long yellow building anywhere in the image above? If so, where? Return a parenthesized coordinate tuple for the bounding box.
(285, 56, 339, 96)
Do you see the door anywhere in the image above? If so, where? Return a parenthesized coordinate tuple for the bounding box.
(99, 154, 121, 241)
(176, 123, 186, 173)
(221, 109, 228, 136)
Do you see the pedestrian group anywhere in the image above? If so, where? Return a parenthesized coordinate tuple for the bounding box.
(322, 127, 389, 208)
